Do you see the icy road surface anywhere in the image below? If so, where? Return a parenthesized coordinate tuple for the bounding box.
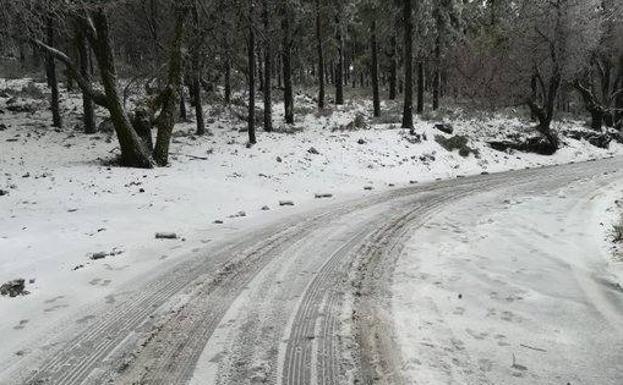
(3, 158, 622, 385)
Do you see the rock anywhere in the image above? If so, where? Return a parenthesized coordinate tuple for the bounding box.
(90, 252, 108, 260)
(0, 189, 7, 196)
(229, 211, 246, 218)
(481, 171, 490, 175)
(363, 186, 374, 191)
(276, 156, 283, 163)
(434, 123, 454, 134)
(357, 138, 366, 145)
(314, 193, 333, 199)
(409, 180, 418, 184)
(29, 278, 35, 284)
(72, 265, 84, 271)
(213, 220, 224, 224)
(279, 200, 295, 206)
(308, 147, 320, 155)
(261, 206, 270, 211)
(0, 123, 7, 131)
(0, 279, 28, 297)
(155, 232, 178, 239)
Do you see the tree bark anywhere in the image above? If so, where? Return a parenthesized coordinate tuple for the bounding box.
(282, 1, 294, 124)
(153, 6, 187, 166)
(46, 17, 62, 128)
(75, 26, 95, 134)
(224, 58, 231, 104)
(316, 0, 325, 110)
(248, 0, 257, 145)
(389, 33, 397, 101)
(417, 60, 424, 114)
(401, 0, 414, 130)
(432, 38, 441, 111)
(263, 0, 273, 132)
(370, 20, 380, 117)
(335, 11, 345, 105)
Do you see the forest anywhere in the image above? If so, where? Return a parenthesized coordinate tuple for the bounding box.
(0, 0, 621, 168)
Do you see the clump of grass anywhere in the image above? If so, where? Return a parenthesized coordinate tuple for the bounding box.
(435, 134, 479, 158)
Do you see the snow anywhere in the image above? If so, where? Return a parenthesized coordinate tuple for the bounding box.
(391, 170, 623, 384)
(1, 78, 622, 370)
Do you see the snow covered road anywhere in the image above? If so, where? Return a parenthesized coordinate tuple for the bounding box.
(3, 158, 623, 385)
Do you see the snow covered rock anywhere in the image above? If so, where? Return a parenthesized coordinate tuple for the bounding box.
(279, 200, 295, 206)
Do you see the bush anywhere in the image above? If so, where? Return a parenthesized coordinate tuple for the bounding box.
(435, 135, 479, 157)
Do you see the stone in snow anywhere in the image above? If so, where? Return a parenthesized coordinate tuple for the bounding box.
(261, 206, 270, 211)
(434, 123, 454, 135)
(308, 147, 320, 155)
(90, 252, 108, 260)
(364, 186, 374, 191)
(155, 232, 178, 239)
(357, 138, 366, 145)
(314, 193, 333, 199)
(0, 279, 28, 297)
(214, 220, 224, 224)
(0, 189, 7, 196)
(279, 200, 295, 206)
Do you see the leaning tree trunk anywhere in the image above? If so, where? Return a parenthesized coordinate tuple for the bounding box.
(46, 17, 62, 128)
(316, 0, 325, 110)
(573, 80, 606, 131)
(282, 2, 294, 124)
(88, 10, 154, 168)
(75, 26, 95, 134)
(401, 0, 414, 130)
(248, 0, 257, 145)
(263, 0, 273, 132)
(370, 19, 380, 118)
(335, 12, 345, 105)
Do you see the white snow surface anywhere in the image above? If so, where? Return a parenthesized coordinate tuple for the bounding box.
(392, 173, 623, 384)
(1, 78, 622, 368)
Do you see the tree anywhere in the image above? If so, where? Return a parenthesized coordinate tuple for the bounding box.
(401, 0, 414, 130)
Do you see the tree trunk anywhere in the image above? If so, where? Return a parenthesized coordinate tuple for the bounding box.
(432, 38, 441, 111)
(248, 0, 257, 145)
(370, 20, 380, 118)
(417, 60, 424, 114)
(89, 10, 153, 168)
(46, 17, 62, 128)
(316, 0, 325, 110)
(335, 11, 345, 105)
(389, 34, 397, 101)
(179, 87, 187, 121)
(75, 26, 95, 134)
(282, 1, 294, 124)
(573, 80, 606, 131)
(153, 6, 187, 166)
(263, 0, 273, 131)
(401, 0, 414, 130)
(224, 58, 231, 104)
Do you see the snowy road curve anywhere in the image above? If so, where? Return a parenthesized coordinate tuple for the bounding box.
(5, 158, 623, 385)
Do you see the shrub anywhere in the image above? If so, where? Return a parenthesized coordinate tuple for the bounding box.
(435, 134, 479, 157)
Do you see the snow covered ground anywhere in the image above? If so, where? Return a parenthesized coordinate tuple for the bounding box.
(1, 78, 622, 367)
(392, 169, 623, 384)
